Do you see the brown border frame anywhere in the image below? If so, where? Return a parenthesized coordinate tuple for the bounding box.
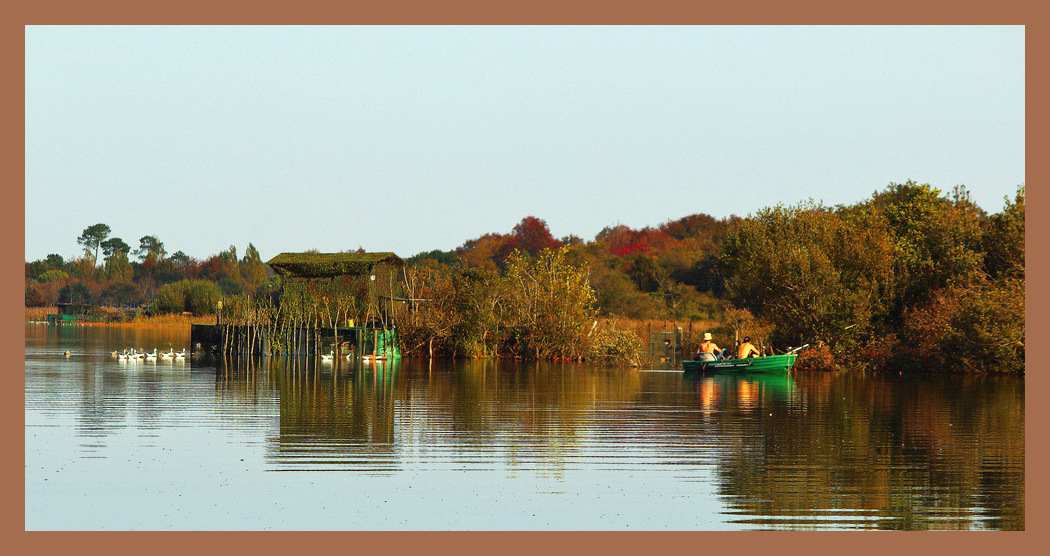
(13, 5, 1036, 553)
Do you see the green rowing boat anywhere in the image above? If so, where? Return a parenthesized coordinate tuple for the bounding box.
(681, 353, 797, 374)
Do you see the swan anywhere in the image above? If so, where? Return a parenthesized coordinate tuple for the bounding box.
(321, 351, 334, 364)
(174, 349, 186, 359)
(160, 349, 174, 359)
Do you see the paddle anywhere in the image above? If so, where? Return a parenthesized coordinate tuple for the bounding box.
(786, 344, 810, 355)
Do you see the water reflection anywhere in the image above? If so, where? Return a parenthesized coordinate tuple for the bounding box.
(216, 356, 400, 470)
(26, 323, 1024, 530)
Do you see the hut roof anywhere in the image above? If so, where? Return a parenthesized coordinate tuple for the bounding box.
(266, 252, 404, 278)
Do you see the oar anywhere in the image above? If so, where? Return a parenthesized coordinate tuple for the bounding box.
(786, 344, 810, 354)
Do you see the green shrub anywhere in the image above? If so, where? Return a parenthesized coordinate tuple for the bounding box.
(586, 327, 642, 366)
(153, 282, 186, 314)
(185, 280, 222, 315)
(152, 280, 222, 315)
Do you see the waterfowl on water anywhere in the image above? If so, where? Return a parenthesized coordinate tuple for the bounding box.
(321, 351, 334, 363)
(64, 350, 71, 357)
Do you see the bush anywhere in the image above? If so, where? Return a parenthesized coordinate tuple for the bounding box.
(899, 278, 1024, 373)
(794, 343, 837, 372)
(185, 280, 222, 315)
(586, 326, 642, 366)
(217, 277, 244, 296)
(152, 280, 222, 315)
(153, 282, 186, 314)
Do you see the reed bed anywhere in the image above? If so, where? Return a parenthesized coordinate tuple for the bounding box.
(25, 306, 212, 330)
(599, 316, 721, 343)
(25, 307, 57, 321)
(114, 313, 215, 328)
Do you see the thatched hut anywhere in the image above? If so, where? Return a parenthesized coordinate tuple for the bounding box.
(267, 252, 406, 329)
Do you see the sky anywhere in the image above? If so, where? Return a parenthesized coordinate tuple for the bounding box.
(25, 26, 1025, 263)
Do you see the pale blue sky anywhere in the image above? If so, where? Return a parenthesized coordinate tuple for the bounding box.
(25, 26, 1025, 262)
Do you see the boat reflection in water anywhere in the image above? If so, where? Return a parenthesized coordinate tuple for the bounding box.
(684, 371, 800, 415)
(26, 323, 1024, 530)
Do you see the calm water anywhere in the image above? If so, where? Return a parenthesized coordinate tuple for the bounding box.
(25, 323, 1024, 530)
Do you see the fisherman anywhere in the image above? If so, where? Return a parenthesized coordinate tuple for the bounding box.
(737, 336, 761, 359)
(696, 332, 722, 361)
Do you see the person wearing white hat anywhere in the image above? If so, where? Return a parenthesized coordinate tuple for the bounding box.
(696, 332, 723, 361)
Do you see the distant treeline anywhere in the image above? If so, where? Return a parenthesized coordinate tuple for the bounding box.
(26, 181, 1023, 372)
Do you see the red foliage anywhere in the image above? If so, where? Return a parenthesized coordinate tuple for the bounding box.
(600, 225, 673, 257)
(611, 242, 652, 257)
(457, 217, 563, 268)
(511, 216, 562, 256)
(198, 255, 238, 282)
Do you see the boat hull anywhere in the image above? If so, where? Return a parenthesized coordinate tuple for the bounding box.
(682, 353, 797, 374)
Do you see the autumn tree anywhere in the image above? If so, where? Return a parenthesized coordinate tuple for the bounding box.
(241, 243, 268, 291)
(983, 185, 1025, 280)
(509, 216, 562, 257)
(504, 246, 597, 359)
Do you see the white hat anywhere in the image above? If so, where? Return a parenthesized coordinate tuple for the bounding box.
(703, 332, 712, 341)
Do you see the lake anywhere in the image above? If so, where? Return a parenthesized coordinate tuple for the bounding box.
(24, 323, 1024, 530)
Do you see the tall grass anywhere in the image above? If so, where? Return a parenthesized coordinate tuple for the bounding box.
(24, 306, 212, 331)
(25, 307, 57, 320)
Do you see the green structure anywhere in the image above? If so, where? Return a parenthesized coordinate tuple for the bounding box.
(194, 252, 406, 358)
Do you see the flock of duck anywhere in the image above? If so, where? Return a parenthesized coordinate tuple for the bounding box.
(110, 348, 188, 362)
(319, 351, 387, 364)
(60, 348, 379, 364)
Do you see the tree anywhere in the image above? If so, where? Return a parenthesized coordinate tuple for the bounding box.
(100, 237, 131, 259)
(169, 251, 190, 266)
(457, 233, 511, 270)
(240, 243, 268, 291)
(58, 281, 92, 304)
(135, 235, 167, 262)
(504, 246, 597, 359)
(510, 216, 562, 257)
(77, 223, 111, 267)
(983, 185, 1025, 280)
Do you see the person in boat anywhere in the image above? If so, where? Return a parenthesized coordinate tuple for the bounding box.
(737, 336, 761, 359)
(696, 332, 723, 361)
